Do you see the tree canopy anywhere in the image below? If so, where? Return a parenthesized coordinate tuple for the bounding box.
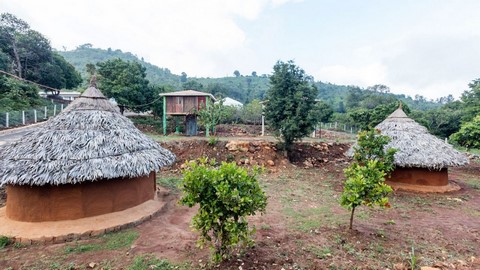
(265, 60, 319, 154)
(0, 13, 81, 90)
(97, 58, 154, 113)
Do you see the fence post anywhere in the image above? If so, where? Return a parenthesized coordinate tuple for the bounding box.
(61, 104, 64, 111)
(350, 127, 353, 134)
(34, 110, 37, 123)
(53, 105, 57, 116)
(44, 106, 47, 119)
(6, 112, 9, 128)
(22, 111, 25, 125)
(344, 124, 346, 131)
(261, 113, 265, 136)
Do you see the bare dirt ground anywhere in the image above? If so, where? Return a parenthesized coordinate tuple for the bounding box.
(0, 127, 479, 269)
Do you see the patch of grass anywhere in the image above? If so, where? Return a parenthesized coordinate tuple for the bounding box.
(0, 235, 10, 249)
(283, 206, 347, 231)
(306, 245, 333, 259)
(157, 176, 182, 192)
(128, 254, 189, 270)
(64, 229, 139, 254)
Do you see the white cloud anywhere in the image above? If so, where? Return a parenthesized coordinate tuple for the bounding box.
(2, 0, 298, 76)
(317, 63, 387, 88)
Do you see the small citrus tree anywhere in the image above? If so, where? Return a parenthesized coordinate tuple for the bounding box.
(180, 158, 267, 262)
(340, 129, 396, 230)
(197, 100, 227, 136)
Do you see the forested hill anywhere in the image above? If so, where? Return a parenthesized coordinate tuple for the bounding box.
(59, 46, 441, 111)
(58, 44, 180, 86)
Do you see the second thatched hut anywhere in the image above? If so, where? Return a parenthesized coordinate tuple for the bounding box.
(0, 82, 175, 222)
(375, 106, 468, 192)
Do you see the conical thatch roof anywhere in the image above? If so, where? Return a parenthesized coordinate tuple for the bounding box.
(375, 106, 468, 170)
(0, 83, 175, 186)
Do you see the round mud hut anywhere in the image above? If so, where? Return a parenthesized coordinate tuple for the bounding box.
(375, 106, 468, 192)
(0, 82, 175, 222)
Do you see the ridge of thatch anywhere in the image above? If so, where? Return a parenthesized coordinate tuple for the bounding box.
(376, 107, 468, 170)
(0, 86, 176, 186)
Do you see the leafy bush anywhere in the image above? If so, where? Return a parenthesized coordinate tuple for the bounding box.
(180, 158, 267, 262)
(340, 129, 396, 229)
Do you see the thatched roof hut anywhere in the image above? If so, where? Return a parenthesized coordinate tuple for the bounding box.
(375, 106, 468, 192)
(377, 106, 468, 170)
(0, 81, 175, 221)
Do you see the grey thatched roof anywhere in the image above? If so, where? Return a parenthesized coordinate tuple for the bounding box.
(374, 107, 468, 170)
(0, 85, 176, 186)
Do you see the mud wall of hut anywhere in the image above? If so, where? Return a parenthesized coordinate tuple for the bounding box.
(388, 167, 448, 186)
(6, 172, 156, 222)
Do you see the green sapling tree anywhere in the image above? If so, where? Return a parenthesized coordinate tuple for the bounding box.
(180, 158, 267, 262)
(340, 129, 396, 230)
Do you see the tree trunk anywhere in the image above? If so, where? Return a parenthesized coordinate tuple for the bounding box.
(12, 40, 22, 78)
(349, 207, 355, 230)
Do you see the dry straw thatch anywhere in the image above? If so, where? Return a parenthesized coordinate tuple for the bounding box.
(374, 106, 468, 170)
(0, 84, 175, 186)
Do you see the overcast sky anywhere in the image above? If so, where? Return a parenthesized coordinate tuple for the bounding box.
(3, 0, 480, 100)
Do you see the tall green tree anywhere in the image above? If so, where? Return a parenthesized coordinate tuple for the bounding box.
(450, 115, 480, 149)
(460, 79, 480, 123)
(97, 58, 151, 113)
(265, 60, 319, 156)
(0, 13, 81, 90)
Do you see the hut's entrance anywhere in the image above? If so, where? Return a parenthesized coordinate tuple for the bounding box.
(185, 115, 198, 136)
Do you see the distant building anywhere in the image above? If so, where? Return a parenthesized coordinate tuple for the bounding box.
(221, 97, 243, 107)
(39, 91, 81, 101)
(159, 90, 216, 136)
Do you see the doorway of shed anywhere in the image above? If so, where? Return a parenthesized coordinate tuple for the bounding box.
(186, 115, 198, 136)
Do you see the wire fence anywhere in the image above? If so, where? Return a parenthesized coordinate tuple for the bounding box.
(0, 102, 66, 129)
(317, 122, 360, 134)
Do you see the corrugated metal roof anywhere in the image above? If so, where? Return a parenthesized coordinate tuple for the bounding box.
(159, 90, 216, 101)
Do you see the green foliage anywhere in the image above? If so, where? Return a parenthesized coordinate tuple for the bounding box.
(197, 100, 228, 135)
(314, 100, 334, 123)
(450, 115, 480, 149)
(0, 75, 46, 112)
(410, 104, 463, 138)
(182, 79, 204, 90)
(348, 101, 410, 130)
(64, 230, 139, 254)
(59, 45, 180, 86)
(340, 129, 396, 229)
(97, 58, 154, 113)
(460, 79, 480, 123)
(0, 235, 10, 249)
(208, 136, 219, 146)
(156, 177, 182, 193)
(240, 99, 262, 124)
(0, 13, 81, 89)
(180, 158, 267, 262)
(265, 60, 319, 154)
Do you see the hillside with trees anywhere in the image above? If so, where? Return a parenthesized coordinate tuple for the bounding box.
(2, 13, 478, 146)
(0, 13, 82, 111)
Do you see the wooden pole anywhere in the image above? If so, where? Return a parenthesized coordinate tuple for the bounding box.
(162, 96, 167, 135)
